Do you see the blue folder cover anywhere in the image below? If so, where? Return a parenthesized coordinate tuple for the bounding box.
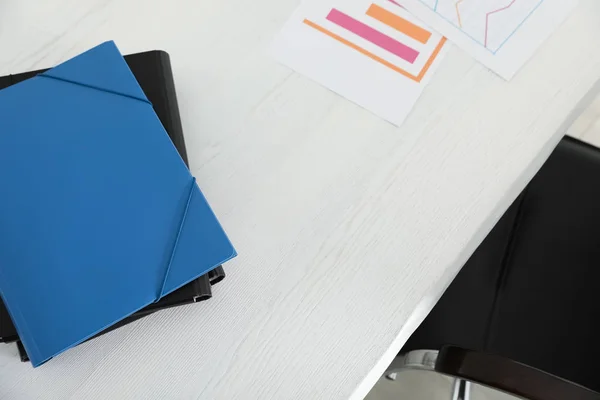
(0, 41, 236, 366)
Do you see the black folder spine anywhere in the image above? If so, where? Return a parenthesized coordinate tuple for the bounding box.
(154, 51, 189, 166)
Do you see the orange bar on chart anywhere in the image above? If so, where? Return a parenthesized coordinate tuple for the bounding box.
(366, 4, 432, 44)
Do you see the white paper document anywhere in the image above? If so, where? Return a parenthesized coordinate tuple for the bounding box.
(271, 0, 447, 126)
(399, 0, 578, 79)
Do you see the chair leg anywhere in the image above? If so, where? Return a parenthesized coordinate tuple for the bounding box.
(451, 379, 471, 400)
(384, 351, 474, 399)
(385, 350, 438, 380)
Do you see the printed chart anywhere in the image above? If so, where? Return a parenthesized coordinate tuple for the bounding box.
(272, 0, 447, 126)
(401, 0, 578, 79)
(421, 0, 544, 53)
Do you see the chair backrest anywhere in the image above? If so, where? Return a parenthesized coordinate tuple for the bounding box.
(403, 137, 600, 392)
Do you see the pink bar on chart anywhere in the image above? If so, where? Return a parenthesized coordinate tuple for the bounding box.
(326, 8, 419, 64)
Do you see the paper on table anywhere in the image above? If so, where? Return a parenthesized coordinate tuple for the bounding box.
(399, 0, 578, 80)
(271, 0, 448, 126)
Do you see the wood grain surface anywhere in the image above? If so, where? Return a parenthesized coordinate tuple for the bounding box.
(0, 0, 599, 399)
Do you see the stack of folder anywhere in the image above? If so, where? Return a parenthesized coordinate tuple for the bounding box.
(0, 42, 236, 366)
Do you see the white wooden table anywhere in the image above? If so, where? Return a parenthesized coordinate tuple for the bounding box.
(1, 0, 599, 399)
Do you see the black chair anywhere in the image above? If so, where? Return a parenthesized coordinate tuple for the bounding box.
(394, 136, 600, 397)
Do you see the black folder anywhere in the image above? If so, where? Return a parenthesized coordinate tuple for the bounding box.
(0, 50, 226, 354)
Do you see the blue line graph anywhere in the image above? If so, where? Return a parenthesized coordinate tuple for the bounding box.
(418, 0, 545, 54)
(492, 0, 544, 53)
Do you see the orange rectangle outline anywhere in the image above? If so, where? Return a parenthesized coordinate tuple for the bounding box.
(366, 4, 432, 44)
(303, 19, 446, 83)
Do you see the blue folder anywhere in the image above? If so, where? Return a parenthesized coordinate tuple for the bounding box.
(0, 41, 236, 366)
